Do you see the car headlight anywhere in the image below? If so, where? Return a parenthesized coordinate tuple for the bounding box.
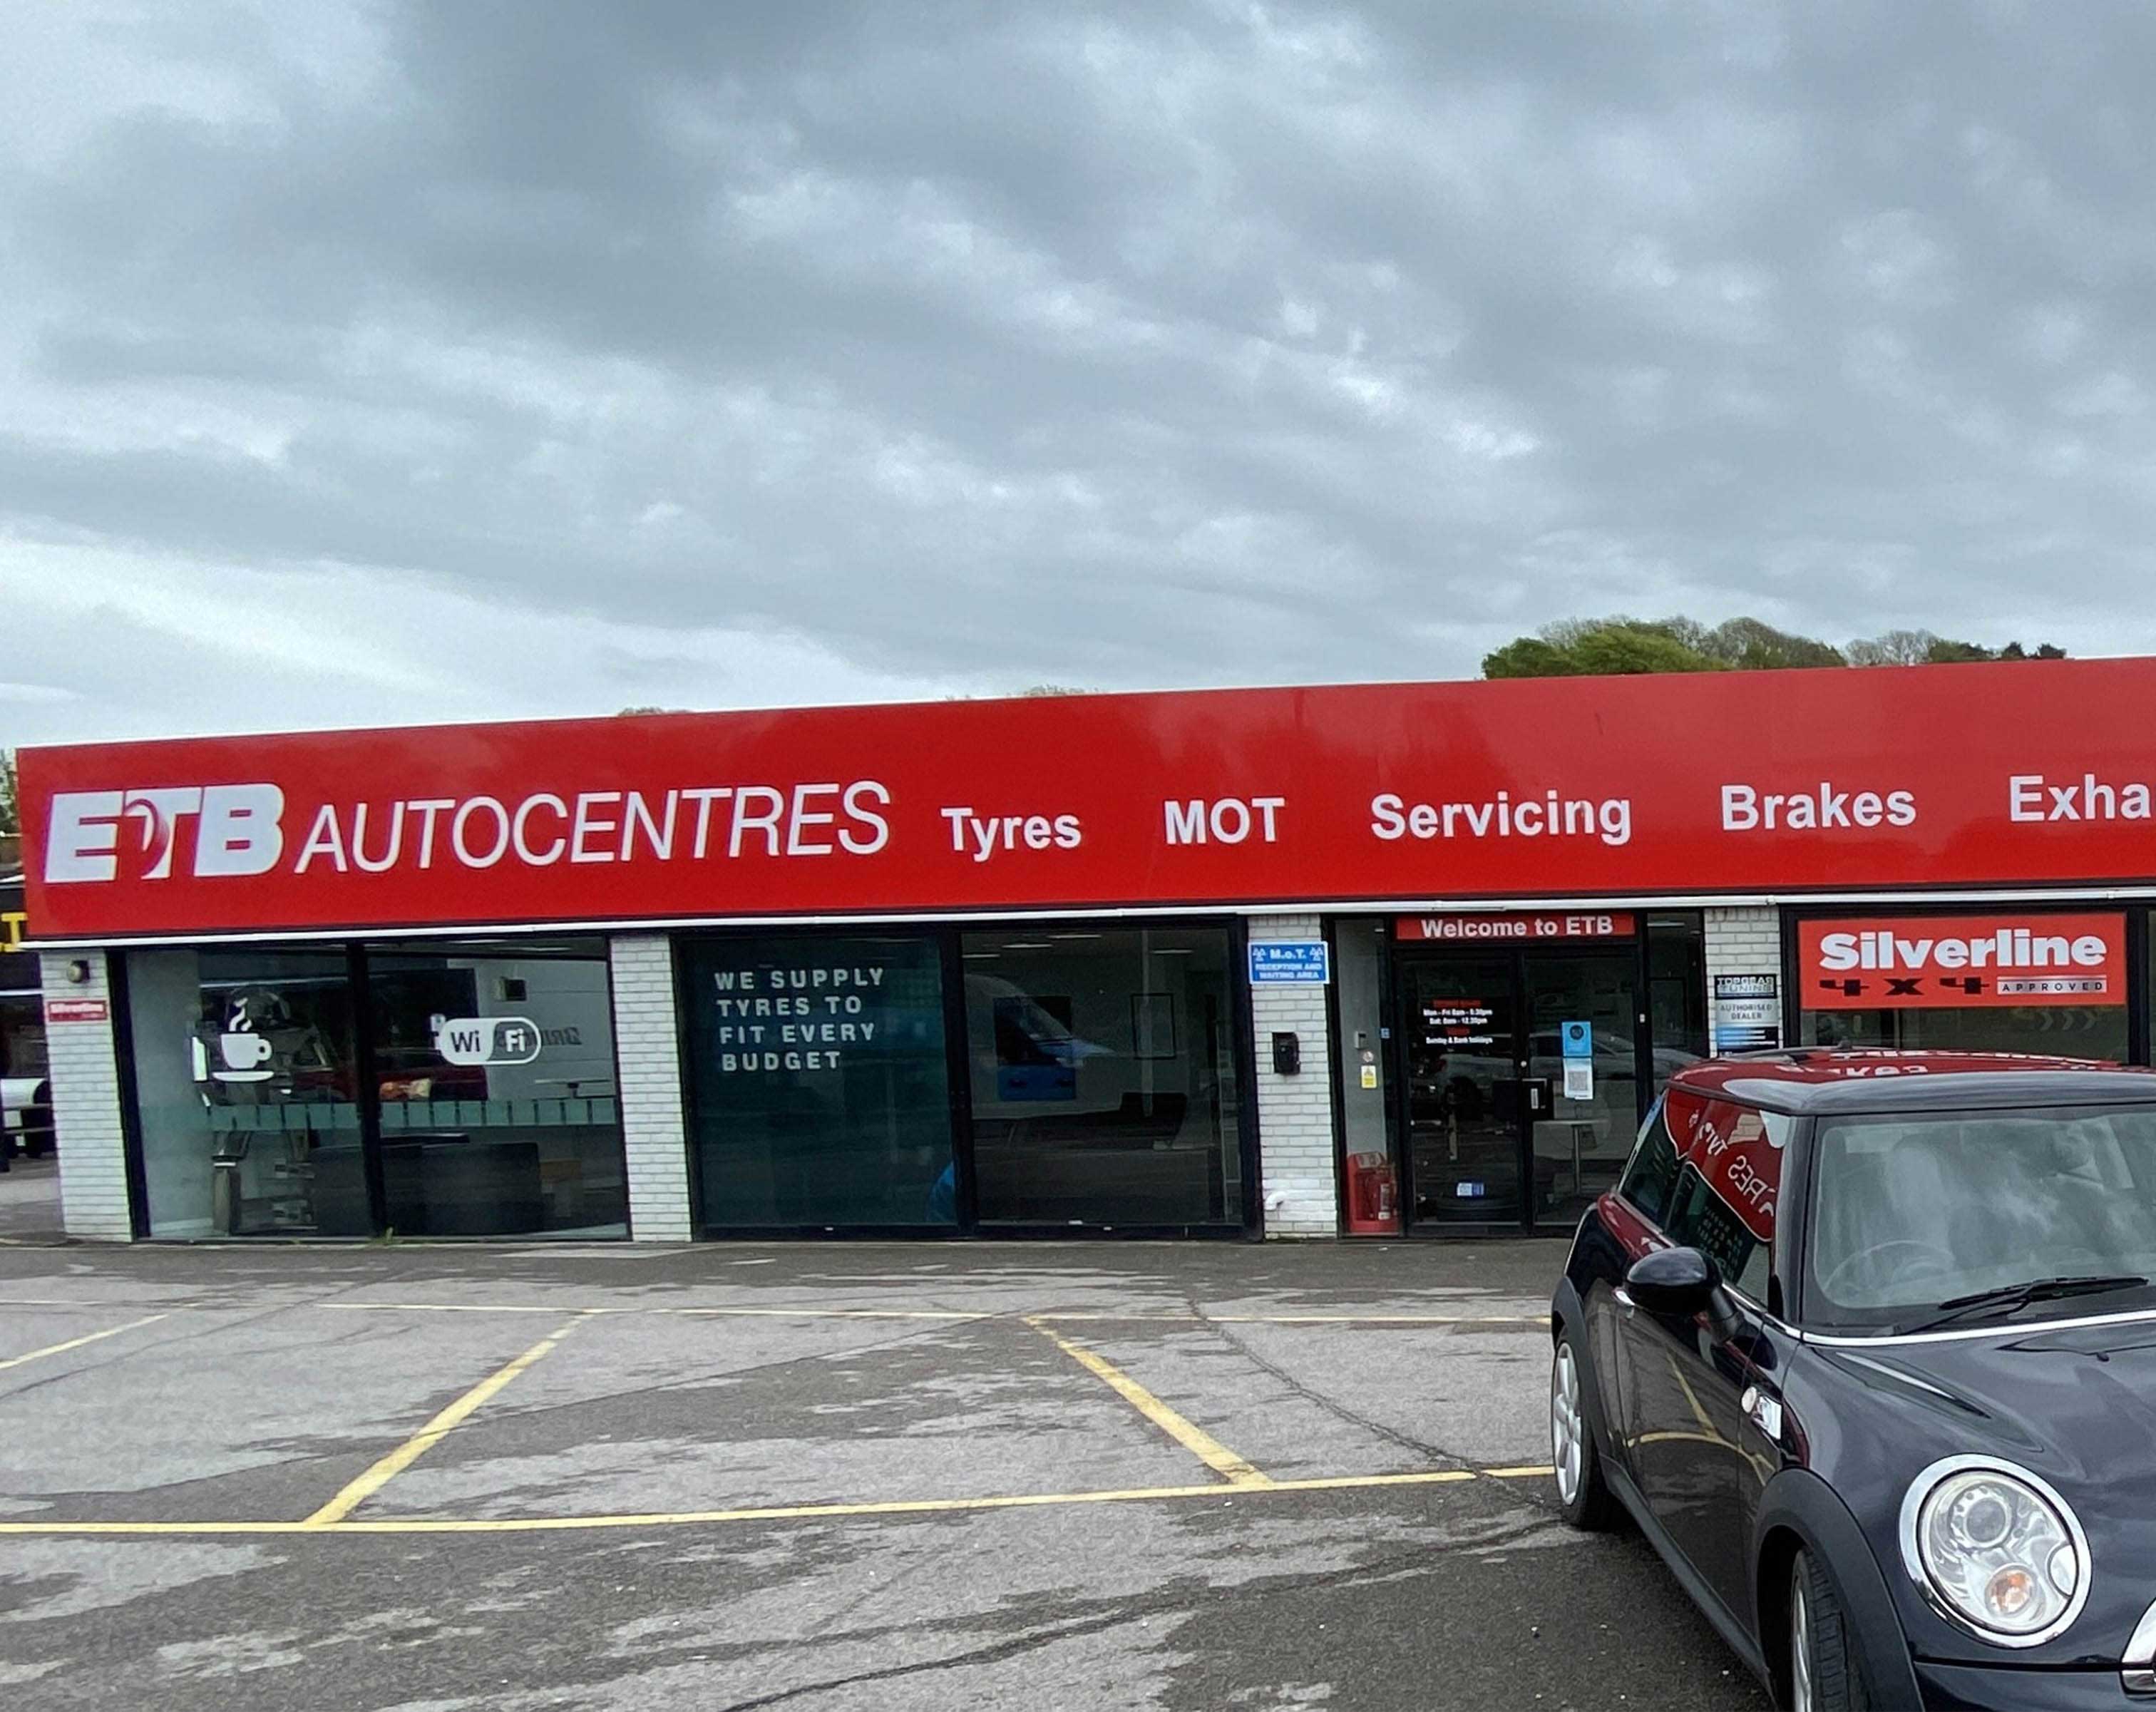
(1899, 1457, 2091, 1647)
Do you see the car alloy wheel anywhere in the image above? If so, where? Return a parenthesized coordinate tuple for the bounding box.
(1551, 1341, 1584, 1506)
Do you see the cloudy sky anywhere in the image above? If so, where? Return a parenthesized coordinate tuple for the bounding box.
(4, 1, 2152, 744)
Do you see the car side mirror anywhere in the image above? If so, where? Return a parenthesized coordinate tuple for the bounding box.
(1626, 1246, 1742, 1339)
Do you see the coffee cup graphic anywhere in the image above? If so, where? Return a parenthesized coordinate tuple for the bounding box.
(215, 1031, 275, 1082)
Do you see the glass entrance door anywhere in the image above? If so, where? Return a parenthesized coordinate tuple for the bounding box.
(1397, 945, 1644, 1233)
(1402, 956, 1526, 1227)
(1521, 947, 1639, 1231)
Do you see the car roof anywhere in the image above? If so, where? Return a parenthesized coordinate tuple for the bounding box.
(1670, 1050, 2156, 1114)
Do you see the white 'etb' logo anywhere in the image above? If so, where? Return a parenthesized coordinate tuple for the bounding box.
(45, 786, 286, 883)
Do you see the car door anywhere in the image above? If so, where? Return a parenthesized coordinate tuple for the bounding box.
(1615, 1090, 1784, 1624)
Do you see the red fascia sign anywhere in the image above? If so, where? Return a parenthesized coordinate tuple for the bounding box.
(22, 656, 2156, 940)
(1800, 913, 2127, 1010)
(1398, 912, 1636, 942)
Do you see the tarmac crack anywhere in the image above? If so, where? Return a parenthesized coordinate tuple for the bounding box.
(698, 1606, 1149, 1711)
(1186, 1300, 1530, 1485)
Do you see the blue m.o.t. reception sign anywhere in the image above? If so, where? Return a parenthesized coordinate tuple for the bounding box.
(1248, 940, 1330, 985)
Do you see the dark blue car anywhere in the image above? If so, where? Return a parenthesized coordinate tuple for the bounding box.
(1551, 1049, 2156, 1709)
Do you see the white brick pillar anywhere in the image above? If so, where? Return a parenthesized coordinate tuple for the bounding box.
(39, 950, 135, 1241)
(607, 934, 695, 1242)
(1249, 913, 1338, 1237)
(1704, 906, 1787, 1050)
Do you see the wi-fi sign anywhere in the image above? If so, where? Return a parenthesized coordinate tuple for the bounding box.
(431, 1016, 543, 1066)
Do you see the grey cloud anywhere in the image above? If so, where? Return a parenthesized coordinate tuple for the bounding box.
(6, 1, 2156, 744)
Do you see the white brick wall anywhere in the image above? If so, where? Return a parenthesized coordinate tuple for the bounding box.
(607, 935, 696, 1242)
(39, 951, 134, 1241)
(1704, 906, 1787, 1050)
(1249, 913, 1338, 1238)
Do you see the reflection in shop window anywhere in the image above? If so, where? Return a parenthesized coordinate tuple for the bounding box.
(126, 948, 360, 1236)
(679, 932, 956, 1229)
(122, 942, 628, 1239)
(363, 940, 627, 1239)
(963, 927, 1244, 1228)
(1646, 913, 1708, 1088)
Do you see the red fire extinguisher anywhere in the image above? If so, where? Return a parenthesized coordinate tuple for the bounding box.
(1346, 1151, 1400, 1234)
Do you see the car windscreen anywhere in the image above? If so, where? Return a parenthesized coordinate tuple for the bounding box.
(1806, 1104, 2156, 1329)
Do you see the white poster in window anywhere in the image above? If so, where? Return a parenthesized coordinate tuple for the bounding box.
(1712, 972, 1782, 1052)
(1563, 1060, 1593, 1102)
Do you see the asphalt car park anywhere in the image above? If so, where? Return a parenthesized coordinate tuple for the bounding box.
(0, 1240, 1768, 1711)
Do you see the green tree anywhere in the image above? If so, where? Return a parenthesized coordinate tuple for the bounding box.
(1484, 617, 2065, 680)
(1480, 636, 1583, 678)
(1844, 628, 1937, 666)
(1843, 631, 2068, 665)
(0, 751, 15, 839)
(1997, 641, 2068, 662)
(1566, 626, 1718, 676)
(1483, 616, 1767, 678)
(1697, 617, 1847, 671)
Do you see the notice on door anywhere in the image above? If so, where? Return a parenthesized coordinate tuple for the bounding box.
(1562, 1061, 1593, 1101)
(1424, 1000, 1497, 1048)
(1711, 973, 1782, 1052)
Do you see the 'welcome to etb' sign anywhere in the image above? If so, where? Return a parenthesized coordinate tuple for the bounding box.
(1397, 913, 1636, 943)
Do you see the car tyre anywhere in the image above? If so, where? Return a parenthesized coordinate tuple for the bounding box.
(1789, 1549, 1872, 1712)
(1549, 1326, 1616, 1530)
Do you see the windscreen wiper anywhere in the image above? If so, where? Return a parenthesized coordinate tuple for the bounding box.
(1900, 1273, 2150, 1335)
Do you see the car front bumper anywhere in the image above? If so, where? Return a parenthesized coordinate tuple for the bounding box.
(1916, 1661, 2140, 1708)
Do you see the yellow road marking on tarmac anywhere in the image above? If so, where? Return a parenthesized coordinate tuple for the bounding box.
(317, 1302, 584, 1315)
(672, 1307, 982, 1321)
(0, 1313, 169, 1373)
(316, 1302, 982, 1321)
(1479, 1465, 1556, 1479)
(0, 1298, 180, 1308)
(302, 1311, 592, 1526)
(1037, 1313, 1544, 1326)
(0, 1468, 1492, 1537)
(308, 1303, 1539, 1326)
(1024, 1315, 1275, 1487)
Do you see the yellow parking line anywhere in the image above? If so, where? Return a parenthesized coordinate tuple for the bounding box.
(302, 1311, 591, 1526)
(308, 1303, 1541, 1326)
(1479, 1465, 1556, 1479)
(1024, 1316, 1273, 1487)
(0, 1298, 179, 1308)
(314, 1303, 981, 1321)
(316, 1302, 585, 1316)
(0, 1467, 1490, 1537)
(0, 1313, 169, 1373)
(669, 1307, 982, 1321)
(1037, 1313, 1544, 1326)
